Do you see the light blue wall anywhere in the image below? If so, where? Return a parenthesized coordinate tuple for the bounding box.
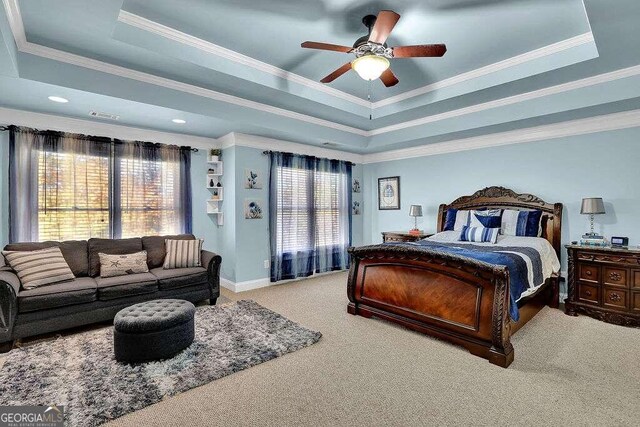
(234, 146, 270, 283)
(363, 128, 640, 275)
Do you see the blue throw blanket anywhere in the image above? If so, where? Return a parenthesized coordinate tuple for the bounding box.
(385, 240, 545, 321)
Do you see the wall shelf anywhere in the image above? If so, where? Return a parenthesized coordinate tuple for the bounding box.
(206, 157, 223, 226)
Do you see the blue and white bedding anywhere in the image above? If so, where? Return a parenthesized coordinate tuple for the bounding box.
(386, 231, 560, 321)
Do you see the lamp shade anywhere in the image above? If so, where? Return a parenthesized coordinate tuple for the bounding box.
(580, 197, 605, 215)
(409, 205, 423, 217)
(351, 55, 390, 81)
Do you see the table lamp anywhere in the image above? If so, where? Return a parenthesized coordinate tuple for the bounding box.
(580, 197, 605, 238)
(409, 205, 423, 235)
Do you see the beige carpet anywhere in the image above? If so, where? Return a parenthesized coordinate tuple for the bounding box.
(4, 274, 640, 425)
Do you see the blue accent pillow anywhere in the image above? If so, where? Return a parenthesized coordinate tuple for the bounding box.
(523, 210, 543, 237)
(472, 209, 502, 228)
(459, 225, 500, 244)
(443, 208, 458, 231)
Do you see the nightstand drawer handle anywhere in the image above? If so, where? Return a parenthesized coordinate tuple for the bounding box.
(585, 270, 592, 276)
(609, 272, 622, 281)
(609, 293, 621, 302)
(585, 290, 592, 297)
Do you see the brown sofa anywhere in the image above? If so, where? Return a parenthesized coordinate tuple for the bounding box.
(0, 234, 221, 352)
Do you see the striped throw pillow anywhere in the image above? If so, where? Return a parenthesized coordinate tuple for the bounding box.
(163, 239, 203, 269)
(459, 225, 500, 244)
(1, 247, 75, 290)
(501, 209, 543, 237)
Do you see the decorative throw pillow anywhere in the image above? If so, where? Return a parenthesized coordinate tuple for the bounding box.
(444, 209, 502, 231)
(501, 209, 543, 237)
(1, 247, 75, 290)
(163, 239, 203, 269)
(444, 209, 473, 231)
(99, 251, 149, 278)
(459, 225, 500, 244)
(443, 208, 460, 231)
(470, 209, 502, 228)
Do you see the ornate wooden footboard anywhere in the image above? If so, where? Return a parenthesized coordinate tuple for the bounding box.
(347, 187, 563, 368)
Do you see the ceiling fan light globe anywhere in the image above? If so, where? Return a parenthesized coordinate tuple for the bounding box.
(351, 55, 390, 81)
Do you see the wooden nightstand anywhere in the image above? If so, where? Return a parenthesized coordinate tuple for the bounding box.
(382, 231, 432, 243)
(565, 244, 640, 327)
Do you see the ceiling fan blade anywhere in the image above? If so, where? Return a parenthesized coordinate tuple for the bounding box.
(392, 44, 447, 58)
(380, 68, 399, 87)
(369, 10, 401, 45)
(301, 41, 352, 53)
(320, 63, 352, 83)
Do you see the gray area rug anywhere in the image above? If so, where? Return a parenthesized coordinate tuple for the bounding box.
(0, 300, 321, 426)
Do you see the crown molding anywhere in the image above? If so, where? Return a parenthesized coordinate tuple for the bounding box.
(1, 0, 24, 45)
(362, 109, 640, 164)
(371, 32, 595, 109)
(217, 132, 365, 164)
(117, 10, 371, 109)
(369, 63, 640, 136)
(0, 106, 218, 149)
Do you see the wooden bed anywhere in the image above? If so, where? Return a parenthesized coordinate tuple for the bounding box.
(347, 186, 563, 368)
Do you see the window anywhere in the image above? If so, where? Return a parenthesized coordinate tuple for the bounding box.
(37, 150, 110, 241)
(269, 152, 351, 282)
(314, 170, 346, 249)
(275, 165, 313, 254)
(118, 157, 182, 238)
(9, 127, 192, 243)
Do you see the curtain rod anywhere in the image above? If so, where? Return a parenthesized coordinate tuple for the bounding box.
(262, 150, 355, 166)
(0, 125, 198, 152)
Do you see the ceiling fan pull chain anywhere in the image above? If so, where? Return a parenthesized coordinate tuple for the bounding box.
(368, 80, 372, 120)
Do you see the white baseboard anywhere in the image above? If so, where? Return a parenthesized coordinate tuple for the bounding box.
(220, 270, 344, 293)
(220, 277, 270, 293)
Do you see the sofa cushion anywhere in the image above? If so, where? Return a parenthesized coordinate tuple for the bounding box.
(88, 238, 142, 277)
(150, 266, 207, 290)
(4, 240, 89, 277)
(18, 277, 97, 313)
(142, 234, 195, 269)
(95, 272, 157, 301)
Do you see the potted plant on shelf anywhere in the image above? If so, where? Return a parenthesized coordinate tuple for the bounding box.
(209, 148, 222, 162)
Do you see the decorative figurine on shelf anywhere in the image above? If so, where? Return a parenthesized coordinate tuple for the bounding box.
(208, 168, 215, 174)
(209, 178, 214, 188)
(212, 189, 219, 199)
(209, 148, 221, 162)
(216, 181, 222, 187)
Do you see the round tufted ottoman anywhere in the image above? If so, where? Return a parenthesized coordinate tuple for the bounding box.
(113, 299, 196, 363)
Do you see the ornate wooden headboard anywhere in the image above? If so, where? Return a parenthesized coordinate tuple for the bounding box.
(436, 186, 563, 259)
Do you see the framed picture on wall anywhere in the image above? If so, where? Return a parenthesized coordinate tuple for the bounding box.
(378, 176, 400, 210)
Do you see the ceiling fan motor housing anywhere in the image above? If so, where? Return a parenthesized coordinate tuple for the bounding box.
(352, 14, 393, 58)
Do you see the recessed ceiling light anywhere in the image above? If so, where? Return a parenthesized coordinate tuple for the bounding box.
(172, 119, 186, 124)
(48, 96, 69, 103)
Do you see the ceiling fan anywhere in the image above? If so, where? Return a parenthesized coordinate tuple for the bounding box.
(301, 10, 447, 87)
